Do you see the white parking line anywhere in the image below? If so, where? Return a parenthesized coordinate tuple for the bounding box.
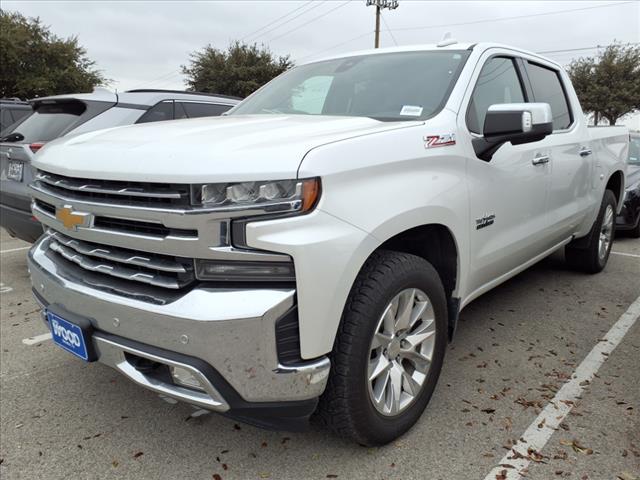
(611, 251, 640, 259)
(483, 294, 640, 480)
(0, 246, 30, 254)
(22, 332, 52, 346)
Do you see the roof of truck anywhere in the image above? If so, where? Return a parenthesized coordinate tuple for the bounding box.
(303, 42, 560, 68)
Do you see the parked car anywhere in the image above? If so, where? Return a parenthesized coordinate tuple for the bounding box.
(27, 42, 628, 445)
(0, 89, 240, 242)
(616, 132, 640, 237)
(0, 98, 32, 132)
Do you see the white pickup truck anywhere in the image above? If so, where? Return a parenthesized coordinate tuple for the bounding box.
(27, 42, 628, 445)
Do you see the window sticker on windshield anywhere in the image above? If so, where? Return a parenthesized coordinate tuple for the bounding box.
(400, 105, 423, 116)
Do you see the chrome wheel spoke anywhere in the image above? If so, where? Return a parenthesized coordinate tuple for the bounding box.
(371, 332, 392, 350)
(388, 364, 403, 414)
(399, 348, 431, 370)
(404, 318, 435, 348)
(372, 370, 390, 407)
(382, 302, 397, 335)
(394, 288, 415, 331)
(401, 369, 422, 396)
(368, 355, 391, 381)
(410, 299, 429, 327)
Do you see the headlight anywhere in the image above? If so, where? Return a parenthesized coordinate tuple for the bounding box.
(193, 178, 320, 214)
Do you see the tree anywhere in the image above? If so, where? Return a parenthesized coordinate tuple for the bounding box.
(567, 43, 640, 125)
(182, 41, 293, 98)
(0, 10, 106, 99)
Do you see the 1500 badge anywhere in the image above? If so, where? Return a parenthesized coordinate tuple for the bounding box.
(476, 213, 496, 230)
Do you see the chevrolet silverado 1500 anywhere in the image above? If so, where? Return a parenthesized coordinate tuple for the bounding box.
(27, 42, 628, 445)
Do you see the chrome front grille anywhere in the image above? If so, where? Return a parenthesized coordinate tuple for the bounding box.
(29, 168, 293, 302)
(33, 198, 198, 239)
(35, 171, 191, 207)
(47, 231, 195, 290)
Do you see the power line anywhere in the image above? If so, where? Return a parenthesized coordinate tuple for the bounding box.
(240, 1, 315, 41)
(298, 30, 373, 62)
(246, 1, 328, 43)
(380, 11, 398, 47)
(387, 1, 633, 33)
(128, 69, 182, 90)
(538, 43, 639, 55)
(267, 0, 353, 43)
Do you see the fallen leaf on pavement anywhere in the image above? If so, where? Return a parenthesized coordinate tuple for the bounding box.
(617, 473, 637, 480)
(560, 439, 593, 455)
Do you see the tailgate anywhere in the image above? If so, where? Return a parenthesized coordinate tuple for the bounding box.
(0, 143, 35, 212)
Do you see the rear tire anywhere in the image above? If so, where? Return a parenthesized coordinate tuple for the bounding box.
(630, 217, 640, 239)
(565, 189, 617, 273)
(316, 250, 448, 446)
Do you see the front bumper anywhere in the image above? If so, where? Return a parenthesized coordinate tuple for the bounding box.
(28, 235, 330, 429)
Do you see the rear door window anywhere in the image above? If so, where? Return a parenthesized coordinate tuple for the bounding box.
(174, 101, 188, 120)
(467, 57, 526, 134)
(180, 102, 232, 118)
(526, 62, 572, 130)
(137, 101, 174, 123)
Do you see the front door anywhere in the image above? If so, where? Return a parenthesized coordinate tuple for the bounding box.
(460, 55, 551, 297)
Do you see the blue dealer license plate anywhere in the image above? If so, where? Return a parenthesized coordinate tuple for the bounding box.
(48, 311, 89, 361)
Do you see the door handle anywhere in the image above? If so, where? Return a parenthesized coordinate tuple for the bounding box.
(579, 147, 593, 157)
(532, 154, 550, 166)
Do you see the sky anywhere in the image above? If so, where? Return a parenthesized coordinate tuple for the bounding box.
(3, 0, 640, 127)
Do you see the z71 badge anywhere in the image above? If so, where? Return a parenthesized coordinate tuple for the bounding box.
(424, 134, 456, 149)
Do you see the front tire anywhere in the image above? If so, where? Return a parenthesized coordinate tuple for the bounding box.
(565, 189, 617, 273)
(316, 250, 448, 446)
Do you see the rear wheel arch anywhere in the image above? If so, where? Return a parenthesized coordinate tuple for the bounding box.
(605, 170, 624, 209)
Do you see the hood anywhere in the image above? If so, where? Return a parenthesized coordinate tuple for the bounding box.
(33, 115, 421, 183)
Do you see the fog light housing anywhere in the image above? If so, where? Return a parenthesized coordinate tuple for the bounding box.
(170, 366, 205, 391)
(195, 259, 295, 282)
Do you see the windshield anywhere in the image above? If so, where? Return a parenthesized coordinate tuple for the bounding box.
(629, 135, 640, 165)
(230, 50, 470, 121)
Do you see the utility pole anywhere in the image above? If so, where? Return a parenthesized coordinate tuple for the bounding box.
(366, 0, 399, 48)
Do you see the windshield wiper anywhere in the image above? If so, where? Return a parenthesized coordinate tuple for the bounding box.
(0, 132, 24, 143)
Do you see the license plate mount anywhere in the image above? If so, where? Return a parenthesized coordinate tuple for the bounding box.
(7, 161, 23, 181)
(47, 310, 97, 362)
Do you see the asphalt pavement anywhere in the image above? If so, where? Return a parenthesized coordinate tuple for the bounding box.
(1, 228, 638, 480)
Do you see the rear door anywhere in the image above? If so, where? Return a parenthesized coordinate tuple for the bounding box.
(522, 61, 590, 243)
(460, 54, 552, 296)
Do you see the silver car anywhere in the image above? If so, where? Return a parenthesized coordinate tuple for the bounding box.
(0, 89, 240, 242)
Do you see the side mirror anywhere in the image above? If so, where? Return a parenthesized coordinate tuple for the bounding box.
(472, 103, 553, 161)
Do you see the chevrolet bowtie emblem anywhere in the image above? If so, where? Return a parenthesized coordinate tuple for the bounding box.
(56, 205, 91, 231)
